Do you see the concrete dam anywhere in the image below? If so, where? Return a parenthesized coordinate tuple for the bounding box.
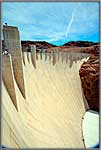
(2, 25, 98, 148)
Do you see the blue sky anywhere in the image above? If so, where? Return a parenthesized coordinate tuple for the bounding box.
(2, 2, 99, 46)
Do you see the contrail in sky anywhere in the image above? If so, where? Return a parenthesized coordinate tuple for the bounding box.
(65, 11, 74, 38)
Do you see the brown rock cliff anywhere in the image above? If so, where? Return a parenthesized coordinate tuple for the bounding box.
(79, 55, 99, 112)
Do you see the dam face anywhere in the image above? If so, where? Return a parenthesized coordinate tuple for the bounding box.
(2, 25, 89, 148)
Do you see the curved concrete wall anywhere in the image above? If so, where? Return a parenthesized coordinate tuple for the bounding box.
(2, 51, 89, 148)
(2, 25, 90, 148)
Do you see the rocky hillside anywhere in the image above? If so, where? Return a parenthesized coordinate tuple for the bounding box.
(79, 55, 99, 112)
(47, 41, 99, 54)
(63, 41, 98, 47)
(47, 44, 99, 54)
(21, 41, 56, 52)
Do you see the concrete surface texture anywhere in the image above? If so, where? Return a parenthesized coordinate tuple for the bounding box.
(2, 50, 90, 148)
